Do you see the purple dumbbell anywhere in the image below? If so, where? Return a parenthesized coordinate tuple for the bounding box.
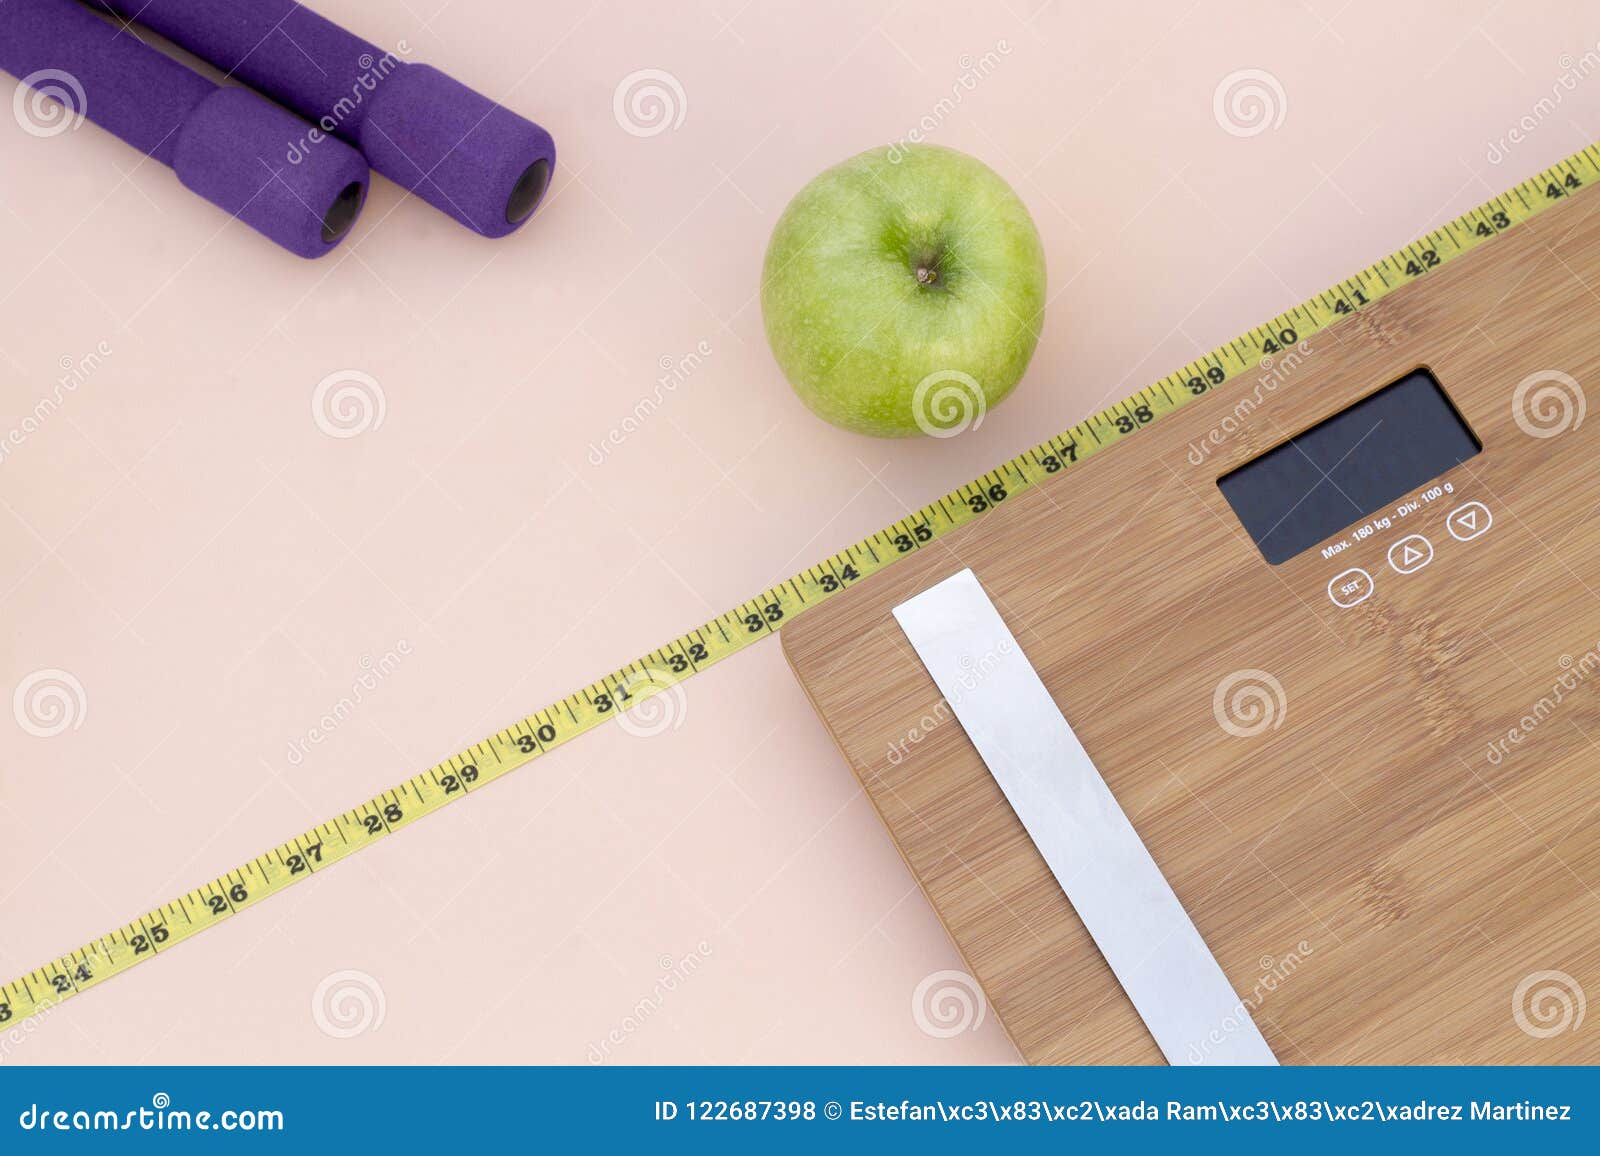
(95, 0, 557, 238)
(0, 0, 368, 258)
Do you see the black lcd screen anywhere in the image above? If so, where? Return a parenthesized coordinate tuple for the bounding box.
(1217, 369, 1480, 564)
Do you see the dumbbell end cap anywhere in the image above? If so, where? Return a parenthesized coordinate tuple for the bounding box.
(361, 63, 556, 239)
(505, 157, 552, 226)
(322, 179, 367, 243)
(174, 88, 368, 258)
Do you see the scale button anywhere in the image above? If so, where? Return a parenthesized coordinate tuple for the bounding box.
(1387, 534, 1434, 574)
(1447, 501, 1492, 541)
(1328, 567, 1374, 608)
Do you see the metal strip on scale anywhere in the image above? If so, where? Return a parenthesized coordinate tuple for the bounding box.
(892, 568, 1277, 1066)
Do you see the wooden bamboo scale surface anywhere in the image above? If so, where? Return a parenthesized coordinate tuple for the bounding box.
(783, 179, 1600, 1064)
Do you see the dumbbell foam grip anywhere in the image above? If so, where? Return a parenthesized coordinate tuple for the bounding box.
(95, 0, 556, 238)
(1, 0, 368, 258)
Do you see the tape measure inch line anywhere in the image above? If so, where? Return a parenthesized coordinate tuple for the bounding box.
(5, 145, 1598, 1027)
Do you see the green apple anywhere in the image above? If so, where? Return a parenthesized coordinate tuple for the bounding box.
(761, 145, 1047, 438)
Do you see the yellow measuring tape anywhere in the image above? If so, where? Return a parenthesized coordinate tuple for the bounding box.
(5, 145, 1597, 1027)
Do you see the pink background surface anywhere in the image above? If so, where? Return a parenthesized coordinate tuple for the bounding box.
(3, 0, 1599, 1063)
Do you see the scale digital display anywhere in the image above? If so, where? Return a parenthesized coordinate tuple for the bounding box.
(1217, 369, 1481, 564)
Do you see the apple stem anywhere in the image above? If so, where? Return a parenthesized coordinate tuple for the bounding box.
(916, 266, 938, 286)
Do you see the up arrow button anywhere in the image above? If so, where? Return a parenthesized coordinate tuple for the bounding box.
(1388, 534, 1434, 574)
(1447, 501, 1493, 541)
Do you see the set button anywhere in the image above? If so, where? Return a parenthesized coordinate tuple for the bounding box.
(1328, 568, 1373, 608)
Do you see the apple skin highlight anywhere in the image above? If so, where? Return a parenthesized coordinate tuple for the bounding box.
(761, 145, 1047, 438)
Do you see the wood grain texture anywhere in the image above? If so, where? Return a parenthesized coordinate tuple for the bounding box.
(782, 186, 1600, 1065)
